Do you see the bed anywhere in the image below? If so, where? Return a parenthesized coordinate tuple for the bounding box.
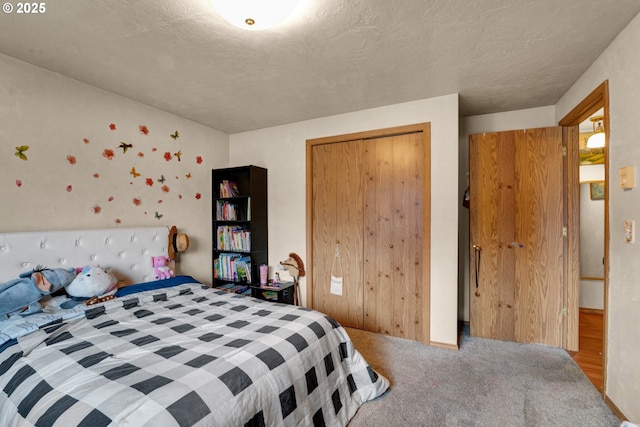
(0, 227, 389, 426)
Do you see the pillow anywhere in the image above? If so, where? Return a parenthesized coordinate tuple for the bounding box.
(65, 265, 119, 299)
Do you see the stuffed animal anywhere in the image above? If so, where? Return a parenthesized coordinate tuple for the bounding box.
(65, 265, 119, 299)
(0, 266, 77, 319)
(151, 255, 174, 280)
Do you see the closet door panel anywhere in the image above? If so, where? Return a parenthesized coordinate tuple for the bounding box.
(364, 133, 425, 340)
(363, 137, 394, 335)
(469, 131, 517, 341)
(391, 133, 425, 340)
(514, 128, 564, 346)
(311, 140, 364, 328)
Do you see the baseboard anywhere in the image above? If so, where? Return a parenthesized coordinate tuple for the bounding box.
(605, 394, 629, 422)
(579, 307, 604, 315)
(430, 340, 459, 351)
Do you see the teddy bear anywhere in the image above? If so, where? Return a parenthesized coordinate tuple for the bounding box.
(151, 255, 174, 280)
(0, 266, 77, 319)
(65, 265, 119, 299)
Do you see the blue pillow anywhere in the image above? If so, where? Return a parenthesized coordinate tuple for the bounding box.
(115, 275, 200, 297)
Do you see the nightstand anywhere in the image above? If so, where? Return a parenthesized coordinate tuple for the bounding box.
(250, 281, 294, 304)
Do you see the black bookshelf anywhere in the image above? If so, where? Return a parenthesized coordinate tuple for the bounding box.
(212, 166, 268, 293)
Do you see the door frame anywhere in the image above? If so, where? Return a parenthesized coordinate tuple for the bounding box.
(559, 80, 610, 391)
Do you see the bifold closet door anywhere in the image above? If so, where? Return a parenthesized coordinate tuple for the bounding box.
(469, 127, 565, 347)
(363, 133, 426, 341)
(311, 140, 365, 329)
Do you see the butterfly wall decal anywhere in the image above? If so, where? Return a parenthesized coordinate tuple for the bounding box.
(130, 167, 141, 178)
(118, 142, 133, 153)
(174, 150, 182, 161)
(154, 211, 163, 220)
(170, 130, 179, 140)
(157, 175, 166, 184)
(15, 145, 29, 161)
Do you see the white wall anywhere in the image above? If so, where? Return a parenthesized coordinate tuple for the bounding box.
(580, 183, 605, 279)
(0, 54, 229, 284)
(229, 95, 460, 346)
(458, 106, 557, 322)
(555, 12, 640, 422)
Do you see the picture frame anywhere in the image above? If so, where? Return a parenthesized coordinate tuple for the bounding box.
(590, 181, 605, 200)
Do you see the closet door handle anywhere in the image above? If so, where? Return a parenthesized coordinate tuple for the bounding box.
(389, 244, 394, 248)
(472, 244, 482, 297)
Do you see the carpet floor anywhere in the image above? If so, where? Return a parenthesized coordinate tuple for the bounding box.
(347, 327, 619, 427)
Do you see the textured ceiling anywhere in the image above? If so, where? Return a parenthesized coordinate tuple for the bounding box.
(1, 0, 639, 134)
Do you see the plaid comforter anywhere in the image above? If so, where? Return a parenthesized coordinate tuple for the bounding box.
(0, 282, 388, 426)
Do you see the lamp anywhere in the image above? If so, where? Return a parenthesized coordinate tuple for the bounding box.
(211, 0, 301, 31)
(586, 116, 606, 149)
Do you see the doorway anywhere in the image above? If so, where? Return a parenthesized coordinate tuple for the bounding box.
(559, 81, 610, 394)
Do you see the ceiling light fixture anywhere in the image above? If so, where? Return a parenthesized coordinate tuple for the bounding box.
(586, 115, 606, 149)
(211, 0, 302, 31)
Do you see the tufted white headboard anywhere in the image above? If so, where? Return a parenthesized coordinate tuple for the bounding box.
(0, 227, 170, 285)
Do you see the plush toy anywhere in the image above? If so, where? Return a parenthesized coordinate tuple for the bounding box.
(0, 266, 77, 319)
(152, 255, 174, 280)
(65, 265, 119, 299)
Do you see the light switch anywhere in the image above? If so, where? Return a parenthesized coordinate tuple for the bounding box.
(624, 219, 635, 244)
(619, 166, 635, 189)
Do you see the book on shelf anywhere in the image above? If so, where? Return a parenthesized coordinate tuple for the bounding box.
(214, 253, 252, 283)
(216, 282, 249, 295)
(216, 201, 240, 221)
(217, 225, 251, 251)
(219, 180, 239, 198)
(234, 259, 252, 283)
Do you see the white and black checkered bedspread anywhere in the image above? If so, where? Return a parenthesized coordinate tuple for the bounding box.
(0, 283, 389, 426)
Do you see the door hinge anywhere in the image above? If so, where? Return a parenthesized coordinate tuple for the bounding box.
(562, 146, 567, 156)
(562, 226, 567, 237)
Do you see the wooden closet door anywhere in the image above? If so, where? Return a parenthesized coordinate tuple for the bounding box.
(469, 131, 517, 341)
(363, 132, 425, 340)
(514, 128, 564, 345)
(311, 140, 365, 329)
(469, 127, 565, 347)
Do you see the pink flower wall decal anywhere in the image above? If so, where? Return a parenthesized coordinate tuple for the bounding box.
(195, 193, 201, 199)
(15, 180, 22, 187)
(92, 205, 101, 214)
(103, 149, 115, 160)
(163, 152, 172, 161)
(196, 156, 203, 164)
(66, 185, 72, 192)
(139, 125, 149, 135)
(133, 198, 142, 206)
(109, 123, 116, 131)
(66, 155, 77, 165)
(145, 178, 153, 186)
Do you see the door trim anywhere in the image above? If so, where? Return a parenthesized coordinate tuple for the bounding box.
(306, 123, 431, 344)
(559, 80, 610, 393)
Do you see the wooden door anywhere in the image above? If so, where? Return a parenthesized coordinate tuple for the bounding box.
(363, 133, 426, 341)
(310, 140, 365, 329)
(469, 127, 565, 346)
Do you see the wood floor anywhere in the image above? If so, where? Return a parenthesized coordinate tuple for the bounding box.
(567, 309, 604, 393)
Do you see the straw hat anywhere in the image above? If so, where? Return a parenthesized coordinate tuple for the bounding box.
(168, 226, 190, 260)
